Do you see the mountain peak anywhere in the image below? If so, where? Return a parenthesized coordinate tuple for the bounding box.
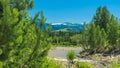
(51, 22, 67, 25)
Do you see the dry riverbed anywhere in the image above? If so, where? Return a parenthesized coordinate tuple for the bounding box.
(48, 47, 82, 59)
(48, 47, 120, 68)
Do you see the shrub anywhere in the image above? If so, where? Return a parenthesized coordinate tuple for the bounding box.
(110, 62, 120, 68)
(41, 59, 61, 68)
(75, 62, 93, 68)
(66, 50, 76, 64)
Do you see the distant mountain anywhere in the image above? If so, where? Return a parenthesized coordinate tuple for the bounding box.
(50, 22, 83, 32)
(36, 21, 83, 32)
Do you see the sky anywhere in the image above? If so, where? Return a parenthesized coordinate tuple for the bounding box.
(29, 0, 120, 24)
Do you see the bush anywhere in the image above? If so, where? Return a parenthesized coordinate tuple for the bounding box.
(66, 50, 76, 64)
(39, 58, 61, 68)
(0, 62, 2, 68)
(75, 62, 93, 68)
(110, 62, 120, 68)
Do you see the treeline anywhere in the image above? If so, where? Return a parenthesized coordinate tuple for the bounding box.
(49, 31, 81, 46)
(73, 6, 120, 54)
(50, 6, 120, 54)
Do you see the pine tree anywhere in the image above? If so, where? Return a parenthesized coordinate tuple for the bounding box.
(107, 15, 119, 48)
(116, 30, 120, 50)
(82, 22, 107, 53)
(10, 0, 34, 11)
(70, 34, 82, 45)
(100, 28, 107, 49)
(81, 23, 89, 50)
(0, 0, 19, 61)
(88, 23, 96, 50)
(0, 0, 52, 67)
(93, 6, 110, 31)
(0, 2, 3, 17)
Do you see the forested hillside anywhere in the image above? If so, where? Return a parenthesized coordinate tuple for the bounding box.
(36, 22, 83, 32)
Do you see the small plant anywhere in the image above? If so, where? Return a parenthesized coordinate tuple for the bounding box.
(0, 62, 2, 68)
(75, 62, 93, 68)
(110, 62, 120, 68)
(66, 50, 76, 64)
(40, 58, 61, 68)
(110, 57, 120, 68)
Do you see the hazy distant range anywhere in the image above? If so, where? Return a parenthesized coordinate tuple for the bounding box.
(36, 21, 83, 32)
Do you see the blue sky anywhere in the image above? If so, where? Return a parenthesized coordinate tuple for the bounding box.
(29, 0, 120, 24)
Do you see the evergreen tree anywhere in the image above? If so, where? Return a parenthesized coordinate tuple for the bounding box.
(10, 0, 34, 11)
(81, 23, 89, 50)
(116, 30, 120, 50)
(0, 2, 3, 17)
(82, 22, 107, 53)
(88, 23, 96, 51)
(93, 6, 110, 31)
(107, 15, 119, 48)
(70, 34, 82, 45)
(97, 28, 107, 52)
(0, 0, 19, 61)
(100, 28, 107, 49)
(0, 0, 52, 67)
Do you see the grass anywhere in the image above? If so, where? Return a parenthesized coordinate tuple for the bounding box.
(110, 62, 120, 68)
(75, 62, 93, 68)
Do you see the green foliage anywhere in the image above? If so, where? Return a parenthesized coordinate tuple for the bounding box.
(110, 62, 120, 68)
(50, 31, 80, 46)
(0, 2, 3, 17)
(110, 57, 120, 68)
(107, 15, 119, 46)
(75, 62, 93, 68)
(0, 0, 51, 68)
(10, 0, 34, 11)
(24, 57, 61, 68)
(66, 50, 76, 63)
(1, 0, 120, 67)
(40, 58, 61, 68)
(80, 7, 120, 54)
(0, 62, 2, 68)
(48, 6, 120, 55)
(80, 23, 89, 50)
(0, 0, 19, 61)
(80, 22, 107, 53)
(88, 23, 97, 48)
(93, 6, 110, 31)
(70, 34, 82, 45)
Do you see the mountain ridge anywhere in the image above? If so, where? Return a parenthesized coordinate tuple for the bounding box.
(37, 21, 83, 32)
